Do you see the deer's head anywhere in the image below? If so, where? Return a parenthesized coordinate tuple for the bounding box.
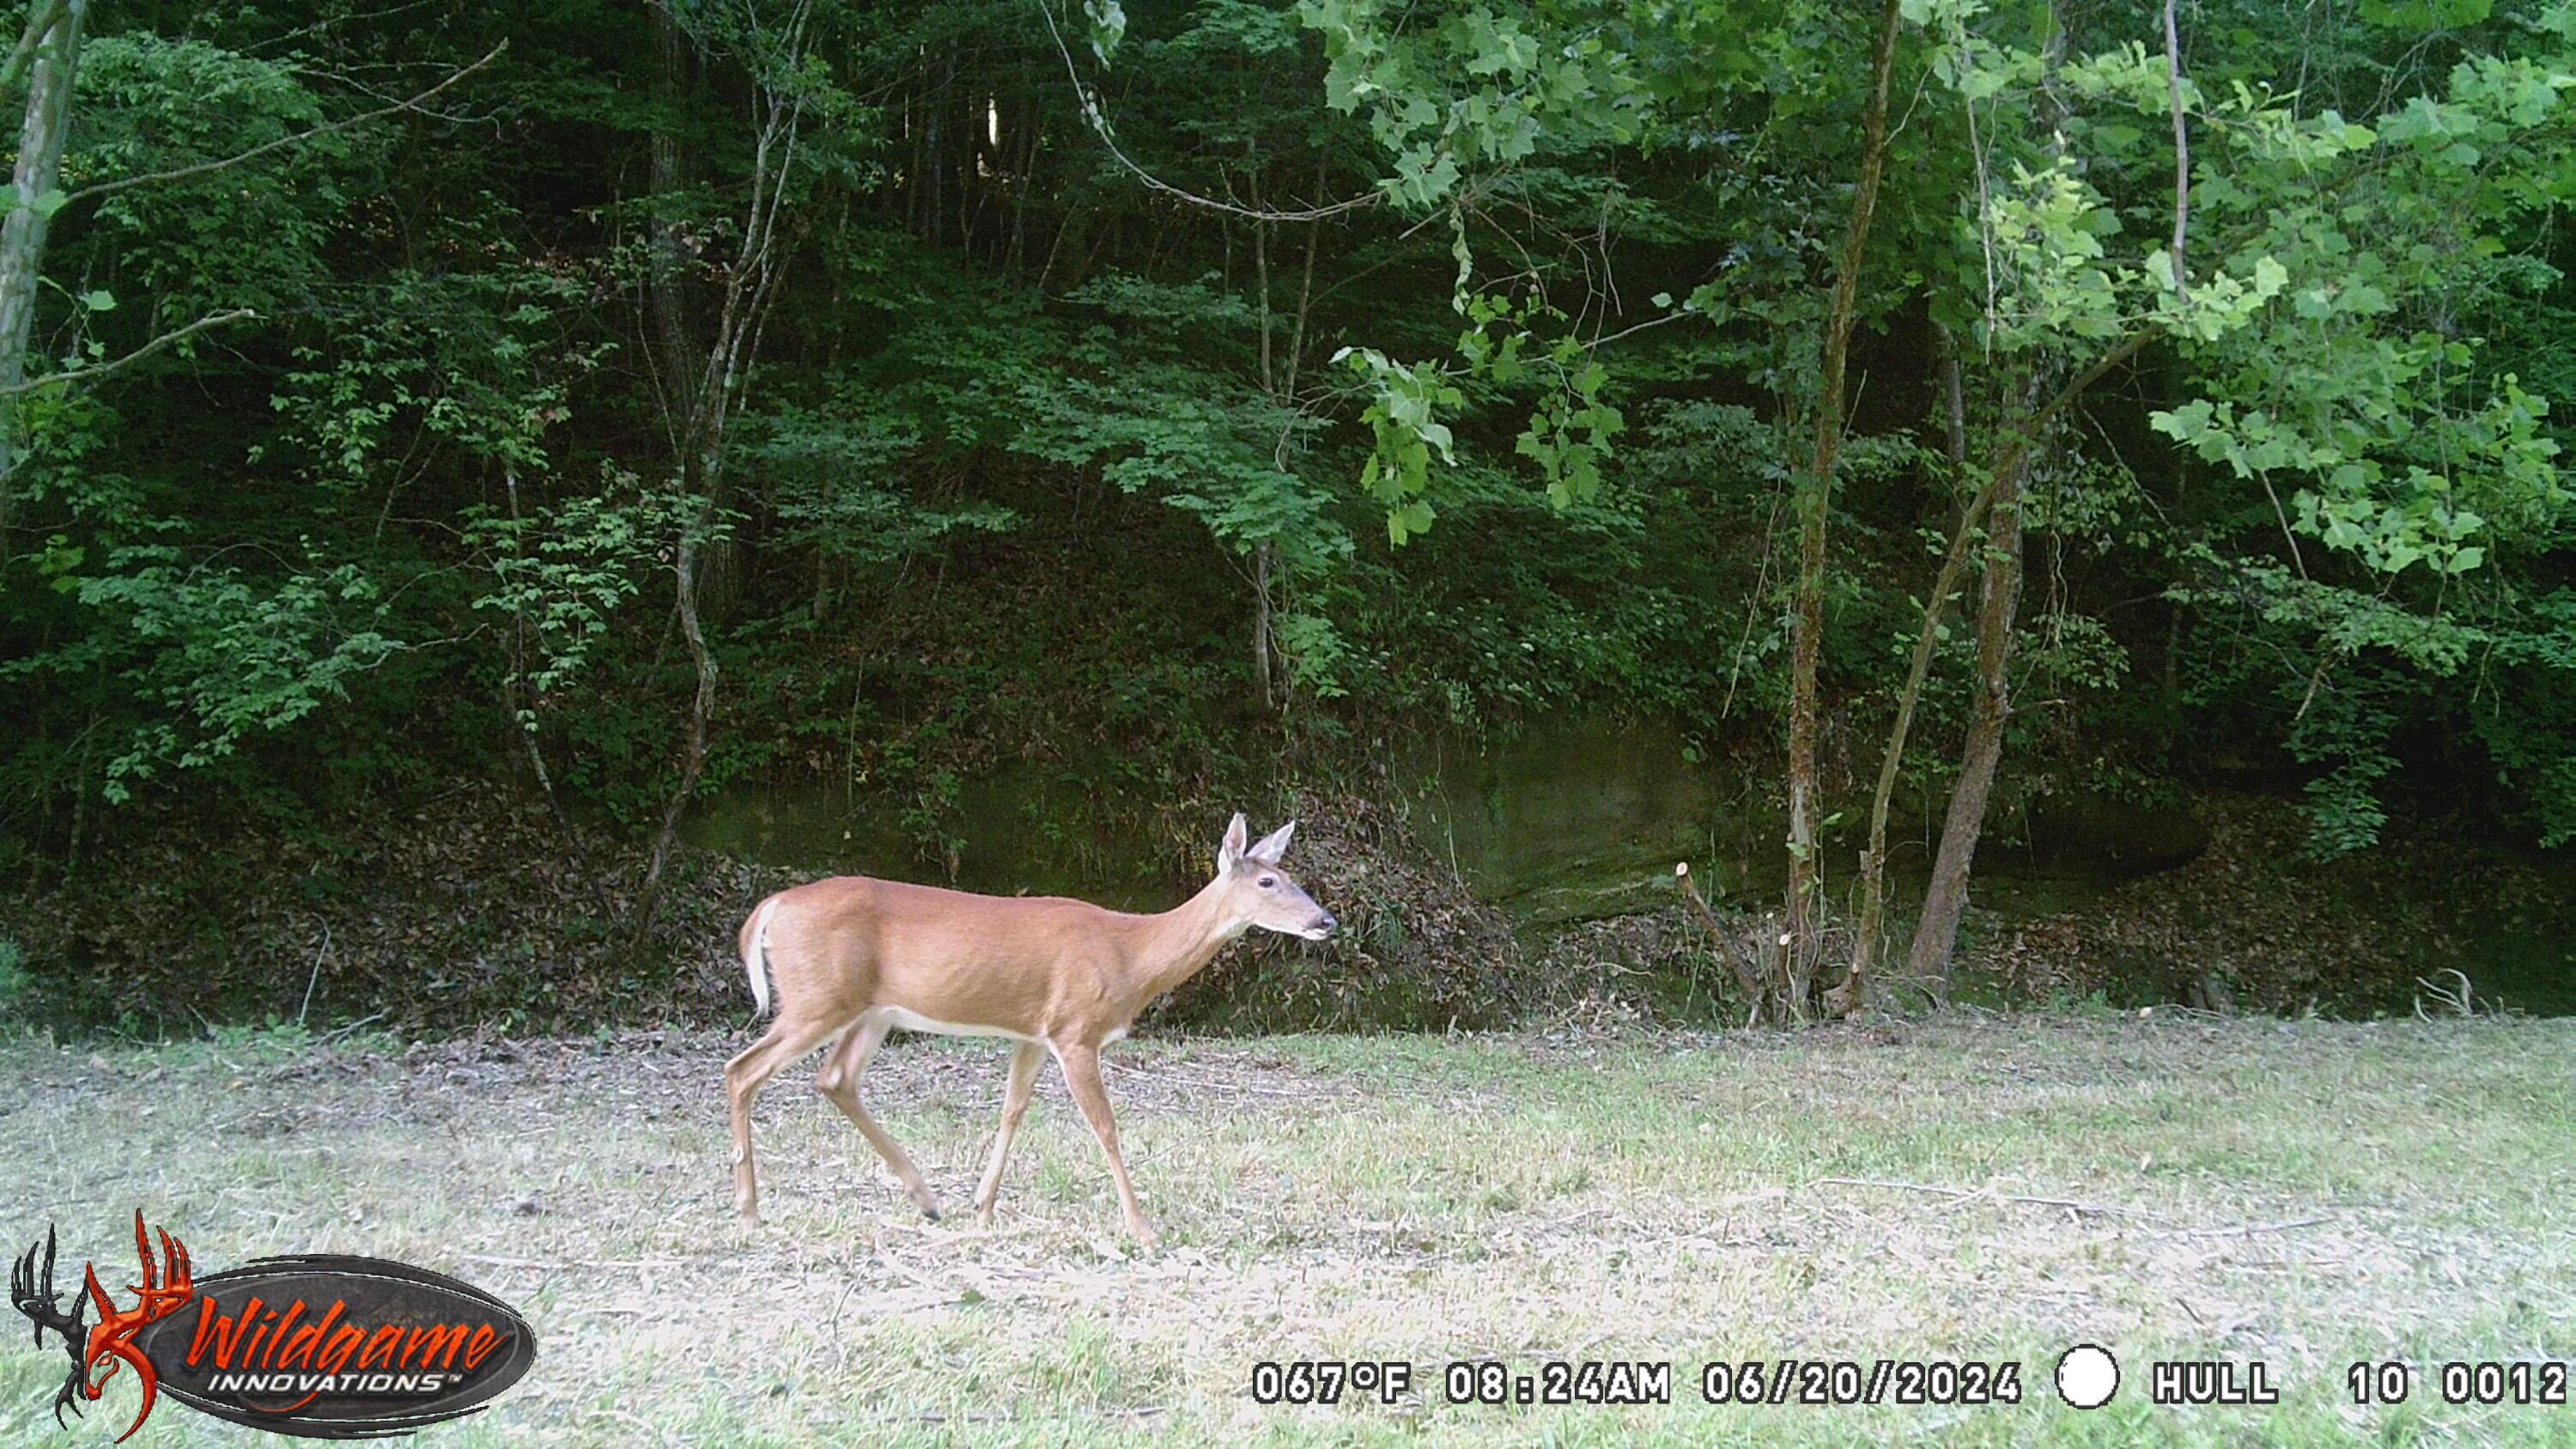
(1214, 813, 1335, 941)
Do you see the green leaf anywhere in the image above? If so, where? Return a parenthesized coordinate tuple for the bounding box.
(1388, 498, 1435, 545)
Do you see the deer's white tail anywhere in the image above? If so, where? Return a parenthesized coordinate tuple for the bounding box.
(742, 896, 781, 1016)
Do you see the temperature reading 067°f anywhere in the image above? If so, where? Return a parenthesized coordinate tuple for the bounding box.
(1250, 1360, 1414, 1406)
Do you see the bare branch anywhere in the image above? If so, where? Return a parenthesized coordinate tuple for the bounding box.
(65, 39, 507, 206)
(2164, 0, 2190, 303)
(249, 0, 434, 57)
(1036, 1, 1378, 223)
(0, 307, 256, 396)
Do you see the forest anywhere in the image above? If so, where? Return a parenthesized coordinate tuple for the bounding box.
(3, 0, 2572, 1035)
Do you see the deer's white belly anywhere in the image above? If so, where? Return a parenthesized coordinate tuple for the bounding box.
(872, 1005, 1038, 1042)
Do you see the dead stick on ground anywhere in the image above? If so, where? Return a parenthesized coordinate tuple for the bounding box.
(1104, 1062, 1326, 1099)
(2153, 1216, 2332, 1239)
(458, 1253, 696, 1270)
(1813, 1176, 2165, 1220)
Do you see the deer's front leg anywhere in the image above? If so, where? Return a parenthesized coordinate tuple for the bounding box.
(975, 1041, 1045, 1225)
(1051, 1042, 1154, 1246)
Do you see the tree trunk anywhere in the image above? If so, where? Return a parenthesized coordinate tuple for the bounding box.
(1905, 405, 2030, 989)
(629, 13, 810, 937)
(1781, 0, 1904, 1017)
(0, 0, 82, 537)
(629, 2, 708, 941)
(647, 3, 698, 416)
(1843, 321, 1967, 1008)
(1250, 165, 1278, 711)
(1903, 13, 2081, 991)
(1832, 326, 2154, 1015)
(633, 502, 720, 938)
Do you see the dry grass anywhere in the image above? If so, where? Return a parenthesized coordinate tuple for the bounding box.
(1, 1010, 2571, 1445)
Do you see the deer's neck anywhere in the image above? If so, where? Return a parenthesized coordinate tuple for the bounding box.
(1124, 875, 1251, 1006)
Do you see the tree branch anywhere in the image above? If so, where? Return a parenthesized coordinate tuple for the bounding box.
(2163, 0, 2190, 303)
(64, 38, 507, 205)
(0, 0, 67, 96)
(0, 307, 256, 395)
(1036, 1, 1378, 223)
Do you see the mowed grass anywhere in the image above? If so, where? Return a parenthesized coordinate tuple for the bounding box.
(0, 1011, 2570, 1446)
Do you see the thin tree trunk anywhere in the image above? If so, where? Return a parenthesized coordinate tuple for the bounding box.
(1677, 862, 1772, 1026)
(1250, 162, 1278, 711)
(1844, 321, 1967, 1006)
(0, 0, 82, 537)
(1280, 161, 1322, 402)
(630, 0, 703, 940)
(1255, 170, 1324, 715)
(1253, 542, 1274, 709)
(1905, 396, 2030, 989)
(1937, 322, 1967, 471)
(634, 503, 720, 936)
(923, 75, 945, 247)
(501, 467, 592, 876)
(647, 3, 698, 416)
(1006, 107, 1036, 275)
(1900, 11, 2085, 993)
(631, 9, 810, 937)
(1781, 0, 1905, 1018)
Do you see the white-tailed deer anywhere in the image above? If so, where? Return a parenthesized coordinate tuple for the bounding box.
(726, 813, 1334, 1244)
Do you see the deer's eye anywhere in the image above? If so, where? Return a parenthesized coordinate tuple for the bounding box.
(1257, 875, 1278, 889)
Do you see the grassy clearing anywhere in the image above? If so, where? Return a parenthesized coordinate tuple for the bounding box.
(0, 1010, 2570, 1446)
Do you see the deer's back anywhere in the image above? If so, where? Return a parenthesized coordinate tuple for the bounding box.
(762, 874, 1135, 1028)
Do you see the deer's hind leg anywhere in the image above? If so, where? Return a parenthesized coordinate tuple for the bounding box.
(816, 1014, 942, 1220)
(726, 1014, 841, 1224)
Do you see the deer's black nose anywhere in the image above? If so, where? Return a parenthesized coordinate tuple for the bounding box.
(1317, 911, 1338, 934)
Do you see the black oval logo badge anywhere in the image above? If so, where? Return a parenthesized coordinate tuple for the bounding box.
(136, 1254, 537, 1439)
(12, 1215, 535, 1442)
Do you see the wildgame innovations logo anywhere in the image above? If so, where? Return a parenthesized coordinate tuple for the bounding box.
(11, 1211, 537, 1440)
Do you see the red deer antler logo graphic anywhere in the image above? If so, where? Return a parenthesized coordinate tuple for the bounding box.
(11, 1212, 193, 1442)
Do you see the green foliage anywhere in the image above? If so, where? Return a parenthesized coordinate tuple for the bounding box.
(463, 469, 688, 728)
(1338, 345, 1459, 543)
(1301, 0, 1638, 209)
(5, 0, 2576, 1034)
(73, 33, 345, 315)
(27, 545, 398, 801)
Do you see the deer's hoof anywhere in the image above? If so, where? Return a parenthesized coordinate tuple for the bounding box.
(922, 1205, 942, 1222)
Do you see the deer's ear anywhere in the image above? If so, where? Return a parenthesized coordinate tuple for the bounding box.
(1217, 812, 1249, 874)
(1248, 819, 1296, 864)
